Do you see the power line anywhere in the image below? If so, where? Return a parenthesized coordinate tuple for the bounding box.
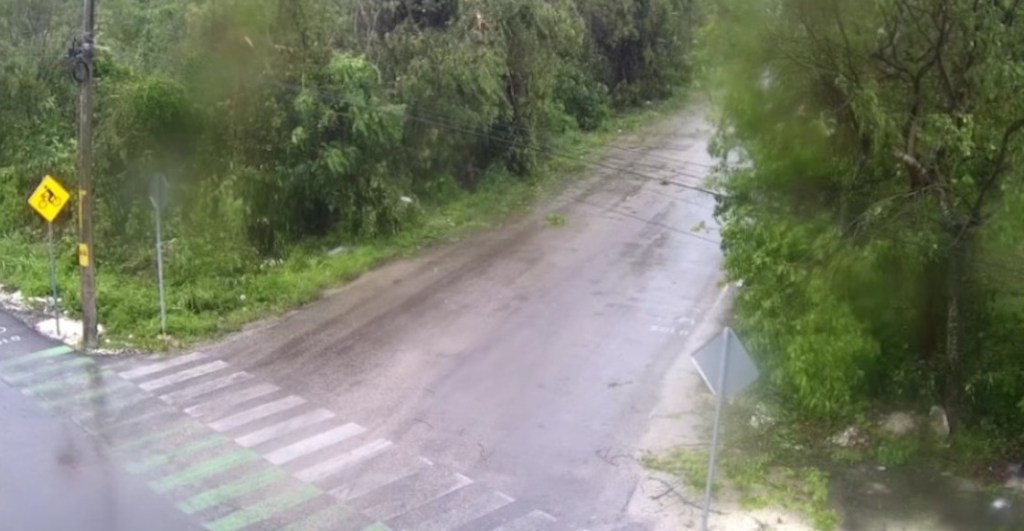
(14, 48, 1024, 279)
(286, 80, 727, 246)
(280, 80, 723, 199)
(6, 46, 721, 192)
(575, 197, 721, 245)
(395, 101, 717, 184)
(269, 77, 728, 247)
(256, 79, 727, 247)
(398, 99, 718, 171)
(405, 110, 719, 196)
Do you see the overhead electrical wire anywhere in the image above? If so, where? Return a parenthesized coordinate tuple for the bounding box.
(12, 52, 1024, 274)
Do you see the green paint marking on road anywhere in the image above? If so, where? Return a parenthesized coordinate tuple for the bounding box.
(24, 367, 122, 397)
(44, 378, 134, 407)
(206, 486, 319, 531)
(363, 522, 393, 531)
(25, 375, 88, 395)
(127, 435, 230, 475)
(281, 503, 362, 531)
(115, 422, 195, 452)
(6, 356, 95, 384)
(103, 407, 176, 433)
(151, 450, 259, 493)
(179, 468, 286, 515)
(0, 345, 73, 370)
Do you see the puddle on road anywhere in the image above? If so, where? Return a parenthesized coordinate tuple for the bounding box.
(831, 463, 1024, 530)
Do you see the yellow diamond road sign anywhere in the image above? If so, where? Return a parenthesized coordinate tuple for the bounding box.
(28, 175, 71, 222)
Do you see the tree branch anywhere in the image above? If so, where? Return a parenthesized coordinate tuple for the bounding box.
(1000, 0, 1024, 26)
(964, 117, 1024, 226)
(832, 0, 862, 89)
(895, 148, 954, 221)
(933, 4, 959, 112)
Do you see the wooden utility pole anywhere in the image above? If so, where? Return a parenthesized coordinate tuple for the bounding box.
(78, 0, 98, 348)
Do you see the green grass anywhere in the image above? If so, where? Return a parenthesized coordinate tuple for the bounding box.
(642, 449, 710, 491)
(545, 212, 567, 227)
(642, 398, 845, 530)
(643, 394, 1024, 531)
(645, 444, 840, 531)
(0, 91, 692, 350)
(875, 438, 919, 467)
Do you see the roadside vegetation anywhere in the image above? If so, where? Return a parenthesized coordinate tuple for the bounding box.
(688, 0, 1024, 526)
(0, 0, 698, 348)
(8, 0, 1023, 524)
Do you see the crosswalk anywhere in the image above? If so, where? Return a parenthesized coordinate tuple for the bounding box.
(0, 343, 580, 531)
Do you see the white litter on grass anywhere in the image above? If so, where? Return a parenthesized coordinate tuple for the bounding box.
(3, 284, 125, 354)
(35, 317, 104, 346)
(749, 402, 777, 430)
(830, 426, 867, 448)
(992, 497, 1011, 510)
(259, 258, 284, 270)
(0, 289, 25, 308)
(0, 285, 53, 313)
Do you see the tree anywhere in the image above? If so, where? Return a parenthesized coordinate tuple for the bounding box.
(707, 0, 1024, 430)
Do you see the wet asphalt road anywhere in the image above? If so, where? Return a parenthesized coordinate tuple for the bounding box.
(200, 105, 724, 529)
(0, 313, 202, 531)
(0, 104, 724, 531)
(4, 97, 1016, 531)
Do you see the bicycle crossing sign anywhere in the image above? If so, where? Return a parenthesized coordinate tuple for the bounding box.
(28, 175, 71, 222)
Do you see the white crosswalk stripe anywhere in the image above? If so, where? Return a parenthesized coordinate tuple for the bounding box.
(388, 483, 515, 531)
(490, 510, 558, 531)
(137, 360, 229, 391)
(158, 371, 253, 405)
(208, 395, 306, 432)
(235, 409, 335, 448)
(295, 439, 393, 483)
(183, 382, 279, 420)
(118, 352, 207, 380)
(105, 351, 591, 531)
(328, 453, 430, 502)
(355, 469, 474, 521)
(264, 423, 366, 465)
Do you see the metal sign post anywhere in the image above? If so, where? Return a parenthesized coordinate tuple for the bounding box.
(47, 223, 61, 336)
(151, 174, 168, 337)
(700, 329, 729, 530)
(691, 327, 759, 531)
(28, 175, 72, 338)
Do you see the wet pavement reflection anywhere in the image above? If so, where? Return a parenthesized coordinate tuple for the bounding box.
(0, 376, 201, 530)
(832, 462, 1024, 530)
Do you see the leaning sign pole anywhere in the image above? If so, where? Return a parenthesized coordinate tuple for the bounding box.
(690, 326, 759, 531)
(150, 174, 169, 337)
(701, 329, 730, 530)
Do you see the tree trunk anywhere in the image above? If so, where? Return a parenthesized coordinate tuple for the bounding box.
(943, 236, 970, 432)
(919, 258, 946, 364)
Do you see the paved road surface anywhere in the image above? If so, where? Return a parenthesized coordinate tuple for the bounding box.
(0, 104, 722, 530)
(198, 105, 723, 529)
(0, 313, 203, 531)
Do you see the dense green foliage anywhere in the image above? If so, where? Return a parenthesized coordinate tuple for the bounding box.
(0, 0, 696, 340)
(706, 0, 1024, 440)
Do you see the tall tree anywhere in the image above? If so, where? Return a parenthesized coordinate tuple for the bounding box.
(708, 0, 1024, 429)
